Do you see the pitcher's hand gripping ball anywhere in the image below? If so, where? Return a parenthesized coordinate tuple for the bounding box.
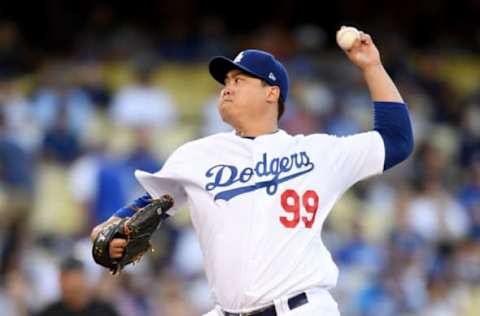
(336, 26, 360, 50)
(92, 195, 174, 274)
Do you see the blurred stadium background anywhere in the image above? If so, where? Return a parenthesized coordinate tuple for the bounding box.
(1, 0, 480, 315)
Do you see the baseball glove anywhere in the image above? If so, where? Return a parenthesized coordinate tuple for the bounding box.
(92, 195, 174, 274)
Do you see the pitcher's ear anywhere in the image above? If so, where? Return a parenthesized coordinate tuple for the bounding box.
(266, 85, 280, 104)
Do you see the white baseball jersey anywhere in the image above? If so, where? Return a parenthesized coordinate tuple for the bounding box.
(135, 129, 385, 312)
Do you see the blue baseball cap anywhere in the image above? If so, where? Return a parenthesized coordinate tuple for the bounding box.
(209, 49, 289, 103)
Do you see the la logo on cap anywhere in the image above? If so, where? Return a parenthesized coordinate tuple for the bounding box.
(233, 52, 244, 63)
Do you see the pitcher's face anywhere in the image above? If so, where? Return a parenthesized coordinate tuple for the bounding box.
(218, 69, 269, 126)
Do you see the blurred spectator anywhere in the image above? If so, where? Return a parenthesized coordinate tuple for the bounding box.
(173, 226, 212, 313)
(34, 256, 119, 316)
(458, 158, 480, 239)
(92, 156, 128, 225)
(110, 61, 177, 128)
(122, 128, 162, 196)
(0, 111, 34, 197)
(324, 101, 361, 136)
(69, 145, 108, 228)
(452, 239, 480, 285)
(42, 106, 81, 164)
(280, 80, 328, 135)
(92, 271, 151, 316)
(0, 268, 31, 316)
(389, 188, 425, 263)
(335, 219, 383, 271)
(408, 142, 469, 243)
(385, 188, 430, 313)
(419, 275, 459, 316)
(76, 61, 112, 109)
(0, 75, 41, 152)
(31, 62, 94, 135)
(0, 111, 34, 274)
(355, 268, 402, 316)
(458, 102, 480, 169)
(151, 270, 196, 316)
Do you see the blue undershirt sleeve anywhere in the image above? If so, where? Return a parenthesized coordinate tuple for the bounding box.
(113, 192, 152, 218)
(373, 101, 414, 170)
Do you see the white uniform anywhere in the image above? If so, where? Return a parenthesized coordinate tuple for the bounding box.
(135, 129, 385, 315)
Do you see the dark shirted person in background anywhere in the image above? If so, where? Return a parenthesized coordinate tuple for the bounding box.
(34, 256, 119, 316)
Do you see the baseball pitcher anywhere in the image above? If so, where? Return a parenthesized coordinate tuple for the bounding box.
(91, 28, 413, 316)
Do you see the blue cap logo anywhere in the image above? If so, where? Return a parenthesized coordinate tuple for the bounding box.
(233, 52, 244, 63)
(209, 49, 289, 103)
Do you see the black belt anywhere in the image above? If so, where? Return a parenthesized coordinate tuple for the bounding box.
(223, 292, 308, 316)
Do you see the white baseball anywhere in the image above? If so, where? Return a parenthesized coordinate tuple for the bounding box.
(336, 26, 360, 50)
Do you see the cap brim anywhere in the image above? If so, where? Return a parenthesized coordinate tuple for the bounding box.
(208, 56, 261, 85)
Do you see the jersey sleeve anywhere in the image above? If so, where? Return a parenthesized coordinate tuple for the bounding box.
(327, 131, 385, 190)
(134, 146, 189, 216)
